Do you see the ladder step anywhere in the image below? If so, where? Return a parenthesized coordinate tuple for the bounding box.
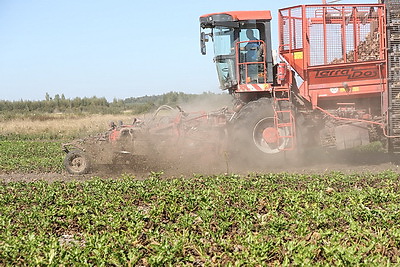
(273, 97, 295, 150)
(277, 123, 293, 127)
(278, 135, 294, 139)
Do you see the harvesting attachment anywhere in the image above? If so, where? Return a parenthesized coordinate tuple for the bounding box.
(62, 105, 231, 174)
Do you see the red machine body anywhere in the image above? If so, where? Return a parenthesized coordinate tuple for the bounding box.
(200, 2, 400, 156)
(279, 4, 387, 109)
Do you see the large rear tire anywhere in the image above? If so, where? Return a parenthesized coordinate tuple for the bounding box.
(64, 150, 91, 175)
(230, 98, 292, 167)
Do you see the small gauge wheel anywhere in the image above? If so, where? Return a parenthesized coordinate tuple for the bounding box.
(63, 150, 91, 175)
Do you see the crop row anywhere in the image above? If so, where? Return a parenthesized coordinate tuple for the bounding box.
(0, 171, 399, 265)
(0, 141, 64, 173)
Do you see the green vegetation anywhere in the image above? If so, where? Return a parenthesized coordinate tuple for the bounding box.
(0, 141, 63, 173)
(0, 172, 399, 265)
(0, 91, 224, 118)
(0, 131, 70, 142)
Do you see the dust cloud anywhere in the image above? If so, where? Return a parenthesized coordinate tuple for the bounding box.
(87, 94, 400, 178)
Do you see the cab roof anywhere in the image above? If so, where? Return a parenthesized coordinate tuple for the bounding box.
(200, 11, 272, 21)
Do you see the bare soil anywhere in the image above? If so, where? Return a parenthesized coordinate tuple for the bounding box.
(1, 150, 400, 183)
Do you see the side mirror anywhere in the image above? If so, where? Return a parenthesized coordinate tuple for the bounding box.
(200, 31, 208, 55)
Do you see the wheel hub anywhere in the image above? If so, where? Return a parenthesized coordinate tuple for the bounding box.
(262, 127, 278, 144)
(70, 156, 86, 171)
(253, 117, 289, 154)
(72, 158, 82, 167)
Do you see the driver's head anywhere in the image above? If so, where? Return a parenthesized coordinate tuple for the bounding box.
(246, 29, 256, 40)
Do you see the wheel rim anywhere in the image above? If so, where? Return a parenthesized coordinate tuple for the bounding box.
(253, 117, 289, 154)
(68, 155, 87, 173)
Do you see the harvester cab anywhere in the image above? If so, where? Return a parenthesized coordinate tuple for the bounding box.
(200, 11, 276, 92)
(200, 11, 296, 159)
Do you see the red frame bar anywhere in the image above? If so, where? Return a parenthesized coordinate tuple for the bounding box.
(235, 40, 267, 85)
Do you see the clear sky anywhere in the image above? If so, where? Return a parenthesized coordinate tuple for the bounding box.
(0, 0, 377, 101)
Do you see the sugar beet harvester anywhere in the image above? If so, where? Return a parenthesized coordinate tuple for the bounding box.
(199, 1, 400, 160)
(63, 1, 400, 174)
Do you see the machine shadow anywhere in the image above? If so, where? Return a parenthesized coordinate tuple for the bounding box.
(300, 148, 399, 167)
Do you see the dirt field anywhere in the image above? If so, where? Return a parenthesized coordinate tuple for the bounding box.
(2, 150, 399, 183)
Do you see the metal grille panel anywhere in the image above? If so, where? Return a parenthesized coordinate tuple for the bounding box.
(386, 0, 400, 150)
(279, 7, 303, 51)
(280, 5, 384, 67)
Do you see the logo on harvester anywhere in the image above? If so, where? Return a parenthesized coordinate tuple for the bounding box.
(315, 68, 378, 79)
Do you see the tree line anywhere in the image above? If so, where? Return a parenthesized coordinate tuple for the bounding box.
(0, 91, 223, 116)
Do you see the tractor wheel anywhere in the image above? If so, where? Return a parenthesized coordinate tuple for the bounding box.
(230, 98, 292, 166)
(63, 150, 91, 175)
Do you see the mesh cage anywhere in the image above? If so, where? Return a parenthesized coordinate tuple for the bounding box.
(280, 5, 384, 67)
(280, 7, 303, 51)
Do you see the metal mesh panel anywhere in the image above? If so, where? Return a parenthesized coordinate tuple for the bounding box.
(307, 5, 382, 66)
(280, 9, 290, 50)
(308, 22, 324, 65)
(386, 0, 400, 149)
(293, 8, 303, 50)
(387, 0, 400, 84)
(279, 7, 303, 51)
(280, 5, 384, 66)
(345, 23, 355, 62)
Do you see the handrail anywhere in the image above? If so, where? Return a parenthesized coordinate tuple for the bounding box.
(315, 106, 400, 138)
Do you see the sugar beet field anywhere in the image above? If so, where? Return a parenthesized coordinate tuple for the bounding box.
(1, 138, 400, 265)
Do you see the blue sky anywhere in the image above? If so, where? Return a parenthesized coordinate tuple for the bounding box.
(0, 0, 377, 101)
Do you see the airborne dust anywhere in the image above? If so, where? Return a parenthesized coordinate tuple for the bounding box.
(1, 94, 398, 183)
(90, 94, 400, 178)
